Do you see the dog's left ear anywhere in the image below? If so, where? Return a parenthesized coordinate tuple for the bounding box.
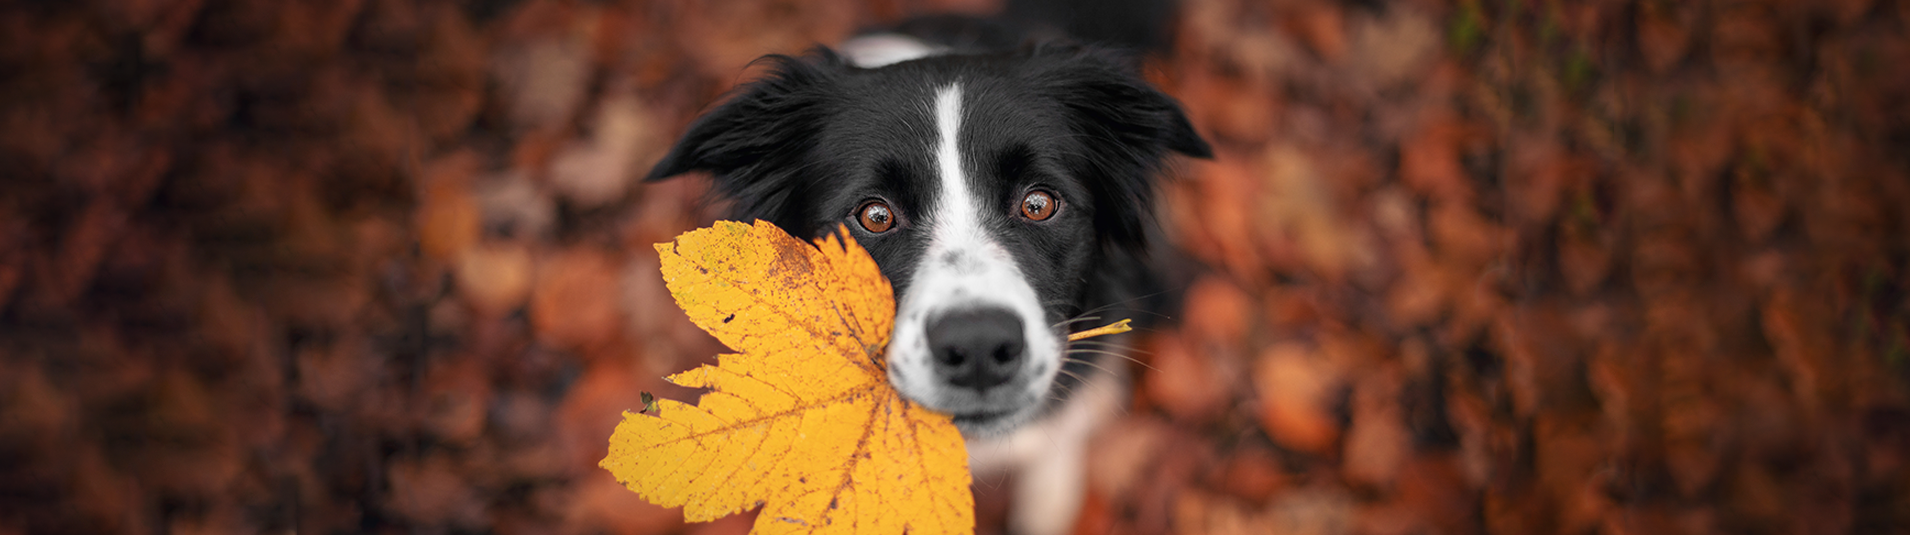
(645, 51, 843, 235)
(1039, 48, 1212, 160)
(1035, 47, 1212, 248)
(644, 50, 841, 184)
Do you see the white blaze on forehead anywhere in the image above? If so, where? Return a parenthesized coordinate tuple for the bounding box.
(886, 83, 1063, 429)
(933, 85, 976, 241)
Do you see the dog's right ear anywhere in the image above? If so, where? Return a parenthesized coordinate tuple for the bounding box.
(644, 51, 842, 183)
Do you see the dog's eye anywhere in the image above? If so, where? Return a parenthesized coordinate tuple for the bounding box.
(1020, 190, 1059, 222)
(857, 201, 895, 233)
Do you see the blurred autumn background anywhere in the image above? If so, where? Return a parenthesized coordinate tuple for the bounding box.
(3, 0, 1909, 533)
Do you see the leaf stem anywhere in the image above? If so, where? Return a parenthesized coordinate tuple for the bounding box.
(1067, 318, 1133, 341)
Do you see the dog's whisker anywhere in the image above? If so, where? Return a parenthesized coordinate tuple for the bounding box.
(1054, 367, 1089, 384)
(1047, 362, 1131, 420)
(1063, 348, 1138, 360)
(1070, 339, 1142, 351)
(1071, 341, 1154, 357)
(1066, 349, 1155, 368)
(1056, 366, 1121, 398)
(1108, 308, 1177, 322)
(1065, 286, 1185, 320)
(1053, 318, 1103, 329)
(1065, 350, 1158, 372)
(1051, 315, 1102, 328)
(1050, 375, 1089, 405)
(1047, 386, 1075, 403)
(1059, 355, 1124, 377)
(976, 469, 1011, 491)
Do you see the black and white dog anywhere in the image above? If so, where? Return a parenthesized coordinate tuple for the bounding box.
(645, 24, 1209, 534)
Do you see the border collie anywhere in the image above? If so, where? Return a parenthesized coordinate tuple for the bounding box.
(645, 31, 1209, 534)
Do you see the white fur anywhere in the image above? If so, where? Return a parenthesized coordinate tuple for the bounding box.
(886, 84, 1063, 432)
(840, 34, 944, 68)
(968, 358, 1129, 535)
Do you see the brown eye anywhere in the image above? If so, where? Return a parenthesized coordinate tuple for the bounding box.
(1020, 190, 1059, 221)
(857, 201, 895, 233)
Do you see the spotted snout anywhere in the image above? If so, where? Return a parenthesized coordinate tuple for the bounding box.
(926, 307, 1027, 392)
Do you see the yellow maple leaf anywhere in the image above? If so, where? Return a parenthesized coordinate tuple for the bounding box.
(601, 220, 974, 534)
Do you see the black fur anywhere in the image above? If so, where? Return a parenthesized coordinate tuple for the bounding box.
(648, 43, 1205, 278)
(646, 43, 1208, 427)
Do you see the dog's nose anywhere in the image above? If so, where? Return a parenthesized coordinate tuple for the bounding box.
(926, 308, 1026, 391)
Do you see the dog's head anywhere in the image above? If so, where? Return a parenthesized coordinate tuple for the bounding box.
(646, 45, 1209, 436)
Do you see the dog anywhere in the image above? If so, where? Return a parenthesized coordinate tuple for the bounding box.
(644, 26, 1209, 534)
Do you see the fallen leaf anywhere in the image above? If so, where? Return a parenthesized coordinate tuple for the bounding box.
(1253, 343, 1343, 455)
(387, 454, 486, 528)
(1216, 445, 1286, 504)
(415, 153, 480, 260)
(1286, 4, 1347, 61)
(530, 246, 626, 351)
(549, 96, 663, 208)
(600, 220, 972, 534)
(1183, 276, 1255, 344)
(1143, 332, 1232, 423)
(1342, 372, 1408, 489)
(562, 474, 685, 535)
(455, 241, 533, 316)
(418, 359, 492, 445)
